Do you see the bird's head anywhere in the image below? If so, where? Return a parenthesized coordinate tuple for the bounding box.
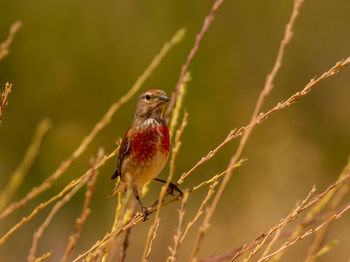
(134, 89, 170, 120)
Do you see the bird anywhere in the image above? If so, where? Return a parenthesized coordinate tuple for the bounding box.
(109, 89, 182, 220)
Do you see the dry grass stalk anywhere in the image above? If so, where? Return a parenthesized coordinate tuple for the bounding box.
(141, 110, 189, 261)
(117, 227, 133, 262)
(180, 181, 218, 245)
(27, 179, 84, 262)
(169, 73, 190, 138)
(176, 129, 238, 184)
(272, 157, 350, 262)
(73, 52, 349, 260)
(0, 21, 22, 61)
(166, 0, 224, 118)
(72, 34, 350, 262)
(33, 252, 51, 262)
(169, 111, 189, 183)
(177, 54, 350, 186)
(257, 202, 350, 262)
(74, 225, 121, 261)
(87, 176, 135, 262)
(188, 216, 209, 261)
(101, 186, 135, 262)
(0, 82, 12, 125)
(186, 180, 220, 262)
(60, 152, 103, 262)
(198, 173, 350, 262)
(72, 161, 245, 262)
(0, 147, 119, 246)
(243, 187, 317, 262)
(105, 140, 132, 239)
(309, 240, 338, 262)
(191, 159, 246, 192)
(142, 218, 160, 262)
(305, 189, 348, 262)
(86, 185, 134, 262)
(181, 5, 304, 256)
(259, 0, 304, 102)
(303, 161, 350, 262)
(77, 234, 111, 262)
(235, 173, 350, 262)
(182, 3, 305, 256)
(167, 191, 190, 262)
(28, 150, 103, 262)
(0, 28, 185, 220)
(246, 0, 304, 149)
(0, 118, 51, 211)
(104, 211, 135, 262)
(179, 0, 304, 185)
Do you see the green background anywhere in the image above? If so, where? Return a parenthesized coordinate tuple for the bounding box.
(1, 0, 350, 261)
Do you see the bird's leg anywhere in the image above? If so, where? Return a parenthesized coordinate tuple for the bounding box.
(153, 178, 183, 197)
(133, 188, 150, 221)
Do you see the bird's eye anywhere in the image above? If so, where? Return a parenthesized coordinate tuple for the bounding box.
(145, 95, 151, 100)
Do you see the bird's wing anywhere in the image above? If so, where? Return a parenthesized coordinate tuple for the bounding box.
(110, 128, 131, 180)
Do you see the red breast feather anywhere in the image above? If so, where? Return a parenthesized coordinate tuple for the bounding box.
(158, 124, 170, 152)
(131, 124, 169, 162)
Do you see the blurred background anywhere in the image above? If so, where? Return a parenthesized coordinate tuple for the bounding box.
(1, 0, 350, 261)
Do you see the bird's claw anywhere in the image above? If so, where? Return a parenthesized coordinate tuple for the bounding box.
(167, 183, 183, 197)
(141, 206, 150, 221)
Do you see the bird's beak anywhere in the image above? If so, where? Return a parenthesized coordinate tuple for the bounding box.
(158, 94, 170, 104)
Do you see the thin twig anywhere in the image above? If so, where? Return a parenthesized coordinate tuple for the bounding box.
(0, 82, 12, 125)
(198, 201, 349, 262)
(169, 73, 190, 138)
(180, 11, 305, 254)
(303, 158, 350, 262)
(142, 111, 189, 261)
(178, 55, 350, 240)
(244, 187, 316, 262)
(72, 160, 245, 262)
(167, 191, 190, 262)
(117, 227, 133, 262)
(309, 240, 338, 262)
(169, 111, 189, 183)
(197, 173, 350, 262)
(100, 192, 124, 262)
(143, 219, 160, 262)
(101, 181, 135, 262)
(260, 0, 304, 100)
(177, 55, 350, 185)
(0, 118, 51, 211)
(74, 54, 349, 262)
(0, 21, 22, 61)
(272, 157, 350, 262)
(188, 180, 223, 262)
(33, 252, 51, 262)
(27, 179, 84, 262)
(60, 152, 103, 262)
(0, 28, 185, 220)
(27, 150, 104, 262)
(232, 173, 350, 262)
(191, 160, 246, 192)
(257, 202, 350, 262)
(182, 9, 305, 257)
(0, 147, 119, 247)
(180, 181, 218, 244)
(166, 0, 224, 118)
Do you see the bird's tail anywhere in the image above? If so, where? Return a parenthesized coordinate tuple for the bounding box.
(107, 181, 126, 198)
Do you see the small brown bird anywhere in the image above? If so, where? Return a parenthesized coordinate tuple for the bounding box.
(110, 89, 182, 220)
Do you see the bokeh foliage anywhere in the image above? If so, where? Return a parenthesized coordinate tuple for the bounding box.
(1, 0, 350, 261)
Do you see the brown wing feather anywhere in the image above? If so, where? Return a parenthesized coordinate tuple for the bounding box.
(110, 128, 131, 180)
